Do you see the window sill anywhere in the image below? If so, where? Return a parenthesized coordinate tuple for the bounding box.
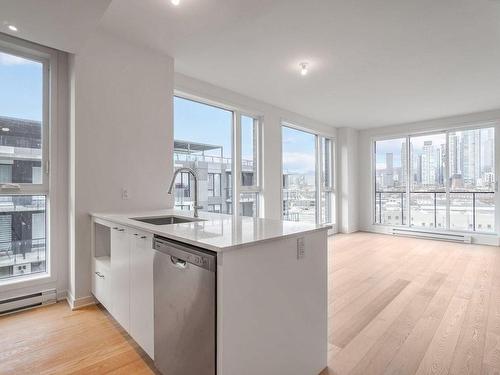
(0, 272, 53, 293)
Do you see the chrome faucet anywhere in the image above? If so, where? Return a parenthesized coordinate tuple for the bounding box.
(168, 167, 203, 218)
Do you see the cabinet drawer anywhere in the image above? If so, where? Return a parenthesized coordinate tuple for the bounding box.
(93, 261, 111, 310)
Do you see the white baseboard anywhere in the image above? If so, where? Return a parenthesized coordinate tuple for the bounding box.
(66, 291, 96, 310)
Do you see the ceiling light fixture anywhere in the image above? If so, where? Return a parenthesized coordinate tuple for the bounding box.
(1, 127, 10, 132)
(171, 0, 180, 5)
(8, 24, 18, 32)
(299, 62, 309, 76)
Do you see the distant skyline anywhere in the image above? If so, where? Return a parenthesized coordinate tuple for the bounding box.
(0, 51, 42, 122)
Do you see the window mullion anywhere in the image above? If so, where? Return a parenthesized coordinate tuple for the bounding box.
(233, 112, 242, 217)
(406, 136, 411, 227)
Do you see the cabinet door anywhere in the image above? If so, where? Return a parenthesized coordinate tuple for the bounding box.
(130, 231, 154, 359)
(93, 262, 110, 310)
(110, 227, 131, 332)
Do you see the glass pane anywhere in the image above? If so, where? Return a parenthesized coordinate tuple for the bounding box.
(0, 195, 46, 280)
(475, 193, 495, 233)
(282, 126, 316, 223)
(173, 97, 233, 214)
(410, 133, 446, 192)
(321, 138, 332, 188)
(241, 116, 257, 187)
(240, 192, 258, 217)
(0, 51, 44, 185)
(375, 138, 407, 192)
(449, 128, 495, 192)
(449, 193, 474, 231)
(375, 192, 406, 225)
(320, 191, 333, 224)
(409, 192, 446, 229)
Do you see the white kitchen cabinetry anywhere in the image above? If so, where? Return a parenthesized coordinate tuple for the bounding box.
(110, 226, 131, 331)
(92, 257, 111, 310)
(92, 220, 155, 359)
(129, 231, 154, 359)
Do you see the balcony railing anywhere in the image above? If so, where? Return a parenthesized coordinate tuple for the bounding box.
(375, 191, 495, 232)
(174, 152, 254, 168)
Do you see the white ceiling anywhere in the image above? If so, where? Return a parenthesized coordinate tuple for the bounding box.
(3, 0, 500, 129)
(0, 0, 111, 52)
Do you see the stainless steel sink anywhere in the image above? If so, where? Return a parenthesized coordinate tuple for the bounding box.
(131, 216, 204, 225)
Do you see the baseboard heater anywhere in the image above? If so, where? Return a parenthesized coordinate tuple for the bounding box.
(392, 228, 472, 244)
(0, 289, 57, 316)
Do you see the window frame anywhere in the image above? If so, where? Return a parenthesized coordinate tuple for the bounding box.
(280, 122, 336, 225)
(0, 44, 50, 194)
(0, 34, 55, 289)
(173, 92, 263, 218)
(236, 114, 262, 217)
(372, 123, 497, 234)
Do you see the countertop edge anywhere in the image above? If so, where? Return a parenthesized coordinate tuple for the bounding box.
(91, 212, 332, 253)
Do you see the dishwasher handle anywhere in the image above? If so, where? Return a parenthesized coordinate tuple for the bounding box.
(170, 256, 187, 269)
(153, 236, 216, 272)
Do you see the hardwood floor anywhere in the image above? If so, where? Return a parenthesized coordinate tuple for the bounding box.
(324, 232, 500, 375)
(0, 232, 499, 374)
(0, 301, 156, 374)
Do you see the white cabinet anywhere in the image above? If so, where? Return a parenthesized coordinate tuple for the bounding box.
(94, 221, 155, 359)
(110, 226, 131, 332)
(130, 231, 154, 359)
(92, 257, 111, 310)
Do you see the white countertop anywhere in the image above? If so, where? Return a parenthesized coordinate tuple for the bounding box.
(92, 209, 331, 252)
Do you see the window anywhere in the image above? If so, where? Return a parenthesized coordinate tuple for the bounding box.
(173, 96, 261, 217)
(239, 115, 261, 217)
(374, 138, 407, 226)
(208, 173, 221, 197)
(0, 47, 48, 281)
(409, 133, 446, 229)
(320, 137, 335, 224)
(374, 126, 495, 233)
(207, 204, 222, 213)
(282, 125, 334, 224)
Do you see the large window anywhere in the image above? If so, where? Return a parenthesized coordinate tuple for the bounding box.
(0, 47, 48, 281)
(374, 126, 495, 233)
(282, 125, 334, 224)
(173, 96, 261, 217)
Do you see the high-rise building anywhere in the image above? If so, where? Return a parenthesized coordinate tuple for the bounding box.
(421, 141, 436, 185)
(383, 153, 394, 187)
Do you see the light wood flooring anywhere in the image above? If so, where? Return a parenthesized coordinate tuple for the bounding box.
(324, 232, 500, 375)
(1, 232, 499, 374)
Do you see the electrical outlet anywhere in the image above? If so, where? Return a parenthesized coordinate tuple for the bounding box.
(121, 188, 129, 200)
(297, 237, 305, 260)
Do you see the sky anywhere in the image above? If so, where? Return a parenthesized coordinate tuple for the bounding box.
(174, 96, 317, 174)
(0, 52, 42, 121)
(2, 51, 318, 176)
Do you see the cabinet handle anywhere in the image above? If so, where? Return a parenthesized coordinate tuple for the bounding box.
(95, 271, 104, 279)
(112, 227, 118, 230)
(141, 236, 147, 239)
(117, 228, 125, 232)
(133, 233, 139, 236)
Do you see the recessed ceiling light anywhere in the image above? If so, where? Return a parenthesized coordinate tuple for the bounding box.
(299, 62, 309, 76)
(2, 127, 10, 132)
(8, 25, 18, 32)
(171, 0, 180, 5)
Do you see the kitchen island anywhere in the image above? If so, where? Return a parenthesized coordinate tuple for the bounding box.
(91, 209, 330, 375)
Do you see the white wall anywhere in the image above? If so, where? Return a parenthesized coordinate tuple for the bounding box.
(175, 73, 337, 221)
(69, 30, 174, 301)
(358, 109, 500, 245)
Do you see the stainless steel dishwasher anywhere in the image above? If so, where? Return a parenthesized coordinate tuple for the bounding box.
(153, 236, 216, 375)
